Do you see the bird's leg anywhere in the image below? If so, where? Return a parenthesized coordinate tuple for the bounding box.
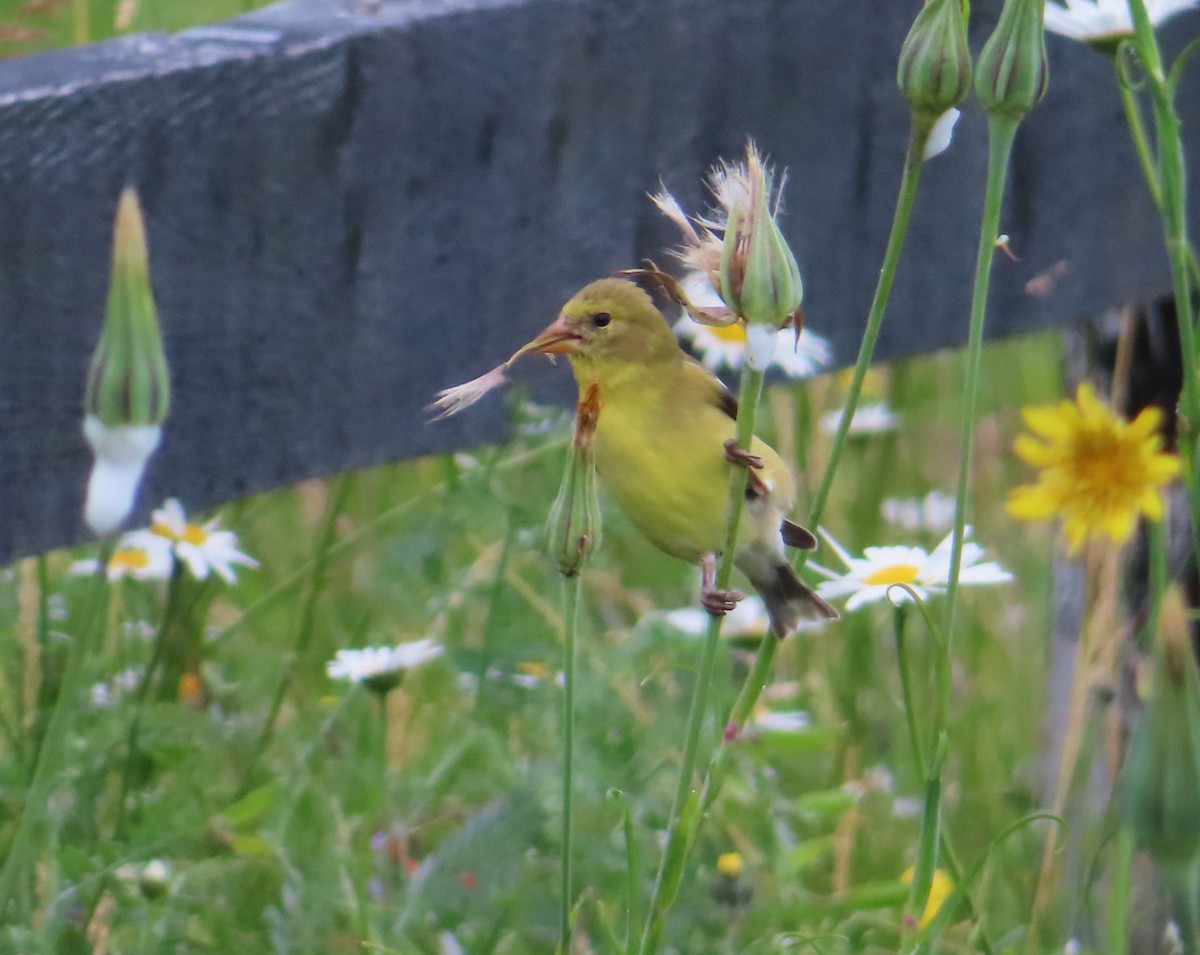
(700, 552, 743, 617)
(723, 438, 770, 497)
(723, 438, 764, 470)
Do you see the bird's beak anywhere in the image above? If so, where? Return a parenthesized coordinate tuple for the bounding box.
(512, 315, 583, 359)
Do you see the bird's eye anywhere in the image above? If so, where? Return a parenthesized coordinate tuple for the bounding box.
(592, 312, 612, 328)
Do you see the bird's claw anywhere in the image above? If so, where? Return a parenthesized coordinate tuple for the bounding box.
(724, 439, 764, 470)
(701, 587, 744, 617)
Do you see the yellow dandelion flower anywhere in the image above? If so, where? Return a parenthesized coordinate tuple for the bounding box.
(1007, 383, 1179, 553)
(716, 851, 744, 878)
(901, 866, 954, 929)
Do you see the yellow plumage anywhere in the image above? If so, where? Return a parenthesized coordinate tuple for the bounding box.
(532, 278, 835, 635)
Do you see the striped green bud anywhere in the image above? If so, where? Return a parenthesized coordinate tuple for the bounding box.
(546, 383, 603, 576)
(897, 0, 972, 117)
(974, 0, 1048, 119)
(719, 146, 803, 350)
(85, 188, 170, 428)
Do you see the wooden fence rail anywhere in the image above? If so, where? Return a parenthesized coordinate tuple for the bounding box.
(0, 0, 1196, 562)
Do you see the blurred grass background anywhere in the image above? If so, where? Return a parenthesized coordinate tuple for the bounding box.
(0, 1, 1090, 952)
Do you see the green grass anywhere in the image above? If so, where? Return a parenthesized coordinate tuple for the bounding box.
(0, 327, 1083, 953)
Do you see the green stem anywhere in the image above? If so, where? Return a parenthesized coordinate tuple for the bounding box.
(113, 561, 184, 839)
(474, 518, 518, 715)
(942, 115, 1018, 691)
(1116, 68, 1162, 210)
(805, 117, 930, 530)
(0, 540, 113, 924)
(1126, 0, 1200, 528)
(893, 605, 927, 779)
(1108, 828, 1135, 955)
(917, 112, 1018, 946)
(636, 365, 766, 955)
(560, 574, 581, 952)
(684, 115, 934, 929)
(243, 475, 351, 791)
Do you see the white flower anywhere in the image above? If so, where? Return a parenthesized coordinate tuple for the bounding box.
(813, 527, 1012, 611)
(70, 533, 173, 582)
(751, 709, 811, 733)
(1044, 0, 1197, 41)
(881, 490, 957, 534)
(661, 595, 773, 638)
(82, 417, 162, 535)
(820, 402, 898, 436)
(327, 639, 444, 694)
(673, 273, 831, 379)
(923, 108, 961, 161)
(129, 498, 258, 583)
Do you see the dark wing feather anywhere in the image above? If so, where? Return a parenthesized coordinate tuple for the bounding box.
(780, 518, 817, 550)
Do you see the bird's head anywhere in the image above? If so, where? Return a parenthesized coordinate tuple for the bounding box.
(518, 278, 679, 380)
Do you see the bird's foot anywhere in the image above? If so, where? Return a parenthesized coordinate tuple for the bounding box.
(701, 587, 744, 617)
(723, 439, 764, 470)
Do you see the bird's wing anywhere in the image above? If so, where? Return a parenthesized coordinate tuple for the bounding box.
(780, 518, 817, 550)
(679, 357, 738, 421)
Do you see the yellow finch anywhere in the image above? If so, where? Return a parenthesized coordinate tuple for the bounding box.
(524, 277, 836, 636)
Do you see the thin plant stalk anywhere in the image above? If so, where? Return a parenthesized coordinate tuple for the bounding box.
(244, 474, 352, 791)
(0, 539, 114, 923)
(1108, 827, 1135, 955)
(692, 117, 935, 848)
(942, 114, 1018, 684)
(806, 119, 932, 528)
(893, 605, 928, 778)
(915, 113, 1019, 933)
(560, 574, 582, 951)
(637, 364, 766, 955)
(1125, 0, 1200, 525)
(112, 561, 184, 839)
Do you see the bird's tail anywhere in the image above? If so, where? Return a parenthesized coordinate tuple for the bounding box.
(741, 554, 838, 637)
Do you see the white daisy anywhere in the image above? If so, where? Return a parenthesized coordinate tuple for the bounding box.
(813, 527, 1012, 611)
(880, 490, 957, 534)
(129, 498, 259, 583)
(819, 401, 899, 436)
(327, 638, 444, 694)
(1044, 0, 1197, 42)
(70, 534, 173, 582)
(661, 595, 773, 639)
(673, 272, 831, 379)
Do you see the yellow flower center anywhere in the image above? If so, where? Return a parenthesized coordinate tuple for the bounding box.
(716, 852, 744, 878)
(517, 661, 550, 680)
(152, 521, 208, 546)
(707, 323, 746, 344)
(110, 548, 150, 571)
(861, 563, 920, 586)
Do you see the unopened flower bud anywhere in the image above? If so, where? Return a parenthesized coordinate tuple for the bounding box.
(719, 145, 803, 345)
(1118, 628, 1200, 867)
(897, 0, 972, 118)
(82, 188, 171, 535)
(975, 0, 1049, 119)
(546, 383, 603, 576)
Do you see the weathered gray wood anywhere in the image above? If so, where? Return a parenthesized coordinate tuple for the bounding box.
(0, 0, 1197, 561)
